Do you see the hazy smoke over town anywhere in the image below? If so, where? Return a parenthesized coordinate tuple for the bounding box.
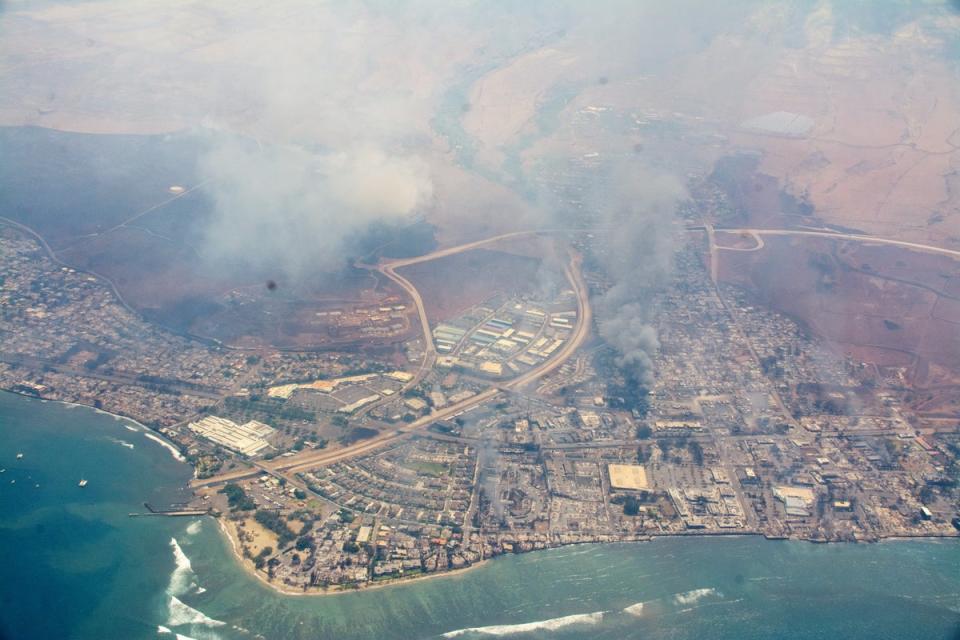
(183, 1, 469, 281)
(589, 163, 686, 388)
(197, 138, 433, 278)
(180, 0, 720, 282)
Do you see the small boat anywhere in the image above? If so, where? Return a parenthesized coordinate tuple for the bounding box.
(16, 453, 23, 460)
(78, 479, 88, 488)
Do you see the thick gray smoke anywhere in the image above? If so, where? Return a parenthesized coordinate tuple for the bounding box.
(589, 162, 686, 389)
(0, 0, 754, 284)
(197, 138, 433, 278)
(598, 306, 660, 387)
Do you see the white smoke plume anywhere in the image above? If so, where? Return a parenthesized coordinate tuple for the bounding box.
(197, 137, 433, 278)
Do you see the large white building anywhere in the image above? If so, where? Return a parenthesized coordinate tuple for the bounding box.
(188, 415, 275, 457)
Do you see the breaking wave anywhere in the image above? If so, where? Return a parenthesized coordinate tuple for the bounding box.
(673, 588, 720, 606)
(158, 626, 200, 639)
(441, 611, 604, 637)
(165, 538, 222, 634)
(107, 436, 135, 449)
(623, 601, 645, 617)
(168, 538, 197, 596)
(143, 431, 185, 461)
(167, 596, 226, 629)
(186, 520, 203, 536)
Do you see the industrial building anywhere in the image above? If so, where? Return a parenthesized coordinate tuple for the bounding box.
(188, 415, 276, 457)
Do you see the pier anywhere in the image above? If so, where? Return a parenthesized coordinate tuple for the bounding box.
(128, 502, 210, 518)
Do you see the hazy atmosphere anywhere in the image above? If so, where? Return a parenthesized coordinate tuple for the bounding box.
(2, 2, 960, 639)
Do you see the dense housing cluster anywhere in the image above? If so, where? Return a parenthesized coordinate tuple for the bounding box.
(1, 218, 957, 594)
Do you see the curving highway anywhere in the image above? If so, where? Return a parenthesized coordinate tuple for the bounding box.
(193, 231, 590, 488)
(713, 227, 960, 261)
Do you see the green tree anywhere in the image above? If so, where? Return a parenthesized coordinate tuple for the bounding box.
(295, 536, 313, 551)
(219, 483, 255, 511)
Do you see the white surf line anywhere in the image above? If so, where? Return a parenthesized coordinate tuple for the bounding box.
(442, 611, 605, 637)
(142, 431, 185, 461)
(673, 588, 720, 606)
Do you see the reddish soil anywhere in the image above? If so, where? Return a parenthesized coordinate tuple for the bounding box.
(399, 247, 546, 323)
(714, 231, 762, 250)
(55, 225, 411, 348)
(716, 235, 960, 413)
(709, 155, 820, 230)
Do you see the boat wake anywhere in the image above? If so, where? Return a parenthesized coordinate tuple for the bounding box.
(442, 611, 604, 637)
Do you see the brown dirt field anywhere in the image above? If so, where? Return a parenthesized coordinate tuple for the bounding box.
(725, 38, 960, 246)
(842, 345, 915, 369)
(709, 155, 819, 230)
(57, 225, 408, 348)
(188, 274, 410, 349)
(238, 517, 279, 556)
(913, 386, 960, 420)
(56, 226, 229, 309)
(398, 247, 546, 323)
(717, 235, 960, 383)
(714, 231, 763, 250)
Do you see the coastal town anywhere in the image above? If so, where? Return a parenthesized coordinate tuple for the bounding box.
(1, 192, 958, 594)
(8, 2, 960, 638)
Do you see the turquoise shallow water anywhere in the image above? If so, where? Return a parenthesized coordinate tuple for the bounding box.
(1, 390, 958, 640)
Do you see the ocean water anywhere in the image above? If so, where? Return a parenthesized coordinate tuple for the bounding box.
(1, 390, 958, 640)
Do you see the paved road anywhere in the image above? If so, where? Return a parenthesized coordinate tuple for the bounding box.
(356, 230, 550, 413)
(193, 236, 591, 488)
(714, 227, 960, 261)
(281, 387, 500, 475)
(192, 387, 502, 488)
(199, 224, 957, 489)
(713, 229, 765, 252)
(377, 261, 436, 388)
(382, 230, 550, 269)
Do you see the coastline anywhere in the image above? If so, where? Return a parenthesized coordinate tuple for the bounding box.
(1, 389, 187, 462)
(215, 516, 491, 597)
(6, 389, 958, 598)
(211, 512, 960, 599)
